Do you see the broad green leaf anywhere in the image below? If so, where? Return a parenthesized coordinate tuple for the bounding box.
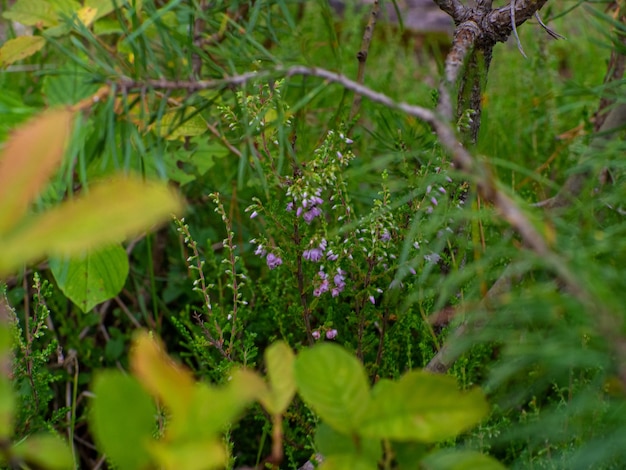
(157, 107, 208, 140)
(130, 331, 195, 412)
(319, 453, 377, 470)
(260, 341, 296, 415)
(11, 434, 73, 470)
(360, 371, 488, 443)
(2, 0, 58, 27)
(0, 36, 46, 67)
(0, 176, 184, 275)
(420, 450, 506, 470)
(148, 440, 227, 470)
(294, 343, 370, 434)
(42, 65, 101, 105)
(315, 423, 382, 463)
(0, 324, 14, 439)
(187, 369, 267, 440)
(49, 244, 129, 312)
(0, 108, 74, 234)
(391, 441, 429, 469)
(90, 371, 156, 470)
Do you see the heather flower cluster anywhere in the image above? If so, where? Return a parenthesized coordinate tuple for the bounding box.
(312, 266, 346, 297)
(312, 328, 338, 341)
(250, 240, 283, 270)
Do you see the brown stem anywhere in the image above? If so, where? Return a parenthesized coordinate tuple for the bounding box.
(350, 0, 380, 121)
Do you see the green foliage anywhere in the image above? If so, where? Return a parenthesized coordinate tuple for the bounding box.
(0, 0, 624, 468)
(50, 244, 129, 312)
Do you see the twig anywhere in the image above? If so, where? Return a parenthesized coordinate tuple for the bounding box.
(350, 0, 381, 121)
(511, 0, 528, 58)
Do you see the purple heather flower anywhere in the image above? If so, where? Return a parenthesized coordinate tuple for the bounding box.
(250, 211, 258, 219)
(431, 197, 438, 206)
(296, 206, 303, 217)
(439, 186, 447, 194)
(327, 251, 339, 261)
(303, 248, 324, 262)
(409, 267, 417, 275)
(255, 245, 266, 257)
(312, 330, 321, 340)
(319, 238, 328, 251)
(380, 230, 391, 242)
(332, 269, 346, 296)
(336, 151, 343, 159)
(369, 295, 376, 305)
(326, 329, 338, 340)
(286, 202, 294, 211)
(266, 253, 283, 269)
(303, 207, 322, 224)
(426, 185, 432, 194)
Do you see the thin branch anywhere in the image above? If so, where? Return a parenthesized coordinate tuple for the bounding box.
(113, 65, 550, 255)
(350, 0, 381, 121)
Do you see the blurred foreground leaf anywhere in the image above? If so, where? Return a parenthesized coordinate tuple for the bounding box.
(0, 108, 74, 234)
(0, 176, 184, 276)
(90, 371, 156, 470)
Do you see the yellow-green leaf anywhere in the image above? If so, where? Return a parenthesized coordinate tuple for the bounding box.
(0, 108, 74, 234)
(85, 0, 116, 20)
(360, 371, 489, 442)
(130, 331, 195, 425)
(157, 107, 207, 140)
(77, 6, 98, 27)
(186, 369, 267, 441)
(0, 176, 184, 275)
(11, 434, 74, 470)
(2, 0, 58, 27)
(0, 36, 46, 67)
(260, 341, 296, 415)
(149, 440, 227, 470)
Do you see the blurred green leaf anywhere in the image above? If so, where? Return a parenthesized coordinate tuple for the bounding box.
(319, 453, 377, 470)
(148, 440, 227, 470)
(2, 0, 59, 27)
(130, 331, 196, 436)
(90, 370, 156, 470)
(315, 423, 382, 463)
(294, 343, 370, 435)
(360, 371, 488, 442)
(49, 244, 129, 312)
(260, 341, 296, 415)
(0, 176, 184, 275)
(420, 450, 507, 470)
(11, 434, 74, 470)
